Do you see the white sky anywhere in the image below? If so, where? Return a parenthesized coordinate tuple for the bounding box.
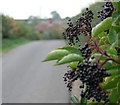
(0, 0, 96, 19)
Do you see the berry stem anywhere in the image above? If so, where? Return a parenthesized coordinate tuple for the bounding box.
(93, 40, 110, 57)
(95, 54, 103, 65)
(98, 36, 110, 48)
(101, 58, 120, 67)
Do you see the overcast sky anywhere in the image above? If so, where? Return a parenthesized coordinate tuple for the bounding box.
(0, 0, 97, 19)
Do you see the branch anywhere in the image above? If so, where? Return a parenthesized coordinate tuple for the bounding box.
(93, 41, 110, 57)
(101, 58, 120, 67)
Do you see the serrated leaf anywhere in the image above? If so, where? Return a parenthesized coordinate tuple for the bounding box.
(112, 11, 120, 27)
(71, 96, 79, 104)
(92, 17, 112, 37)
(109, 27, 117, 44)
(99, 36, 109, 45)
(104, 76, 119, 89)
(107, 47, 117, 56)
(80, 97, 87, 105)
(58, 46, 80, 55)
(108, 70, 120, 76)
(112, 16, 120, 27)
(110, 43, 118, 54)
(109, 88, 119, 103)
(106, 65, 120, 71)
(117, 80, 120, 97)
(113, 2, 120, 11)
(92, 53, 107, 60)
(100, 45, 108, 50)
(115, 39, 120, 48)
(57, 54, 83, 65)
(69, 62, 78, 68)
(43, 49, 70, 61)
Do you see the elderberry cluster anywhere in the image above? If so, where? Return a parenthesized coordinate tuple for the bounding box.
(98, 2, 114, 21)
(80, 85, 109, 103)
(63, 68, 78, 91)
(62, 2, 113, 104)
(63, 59, 111, 103)
(63, 8, 94, 45)
(79, 42, 92, 58)
(78, 60, 110, 103)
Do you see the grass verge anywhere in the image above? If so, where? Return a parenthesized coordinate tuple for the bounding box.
(1, 37, 31, 53)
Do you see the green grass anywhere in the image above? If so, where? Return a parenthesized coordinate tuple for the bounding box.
(2, 37, 31, 53)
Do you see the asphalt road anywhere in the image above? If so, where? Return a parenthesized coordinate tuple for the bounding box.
(2, 40, 70, 103)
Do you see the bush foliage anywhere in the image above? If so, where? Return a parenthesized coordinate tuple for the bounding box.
(44, 1, 120, 104)
(2, 15, 42, 40)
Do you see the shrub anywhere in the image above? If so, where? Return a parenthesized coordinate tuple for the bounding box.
(44, 1, 120, 104)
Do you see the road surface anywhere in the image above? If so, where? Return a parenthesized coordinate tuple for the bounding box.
(2, 40, 70, 103)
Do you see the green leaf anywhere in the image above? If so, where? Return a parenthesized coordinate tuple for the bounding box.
(104, 76, 119, 89)
(108, 27, 117, 44)
(113, 2, 120, 11)
(115, 38, 120, 48)
(117, 80, 120, 97)
(80, 97, 87, 105)
(92, 17, 112, 37)
(111, 40, 120, 48)
(107, 47, 117, 56)
(106, 65, 120, 71)
(109, 88, 119, 103)
(71, 96, 79, 104)
(58, 46, 80, 55)
(69, 62, 78, 68)
(112, 11, 120, 27)
(43, 49, 70, 61)
(108, 43, 118, 56)
(92, 53, 107, 61)
(99, 36, 109, 45)
(108, 70, 120, 76)
(100, 45, 108, 50)
(57, 54, 83, 65)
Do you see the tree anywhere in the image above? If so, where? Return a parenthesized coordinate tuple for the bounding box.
(51, 11, 61, 20)
(27, 16, 40, 26)
(2, 15, 18, 38)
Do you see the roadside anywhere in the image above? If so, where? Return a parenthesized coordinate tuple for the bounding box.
(2, 37, 31, 53)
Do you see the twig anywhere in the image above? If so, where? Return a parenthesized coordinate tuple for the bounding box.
(101, 58, 120, 67)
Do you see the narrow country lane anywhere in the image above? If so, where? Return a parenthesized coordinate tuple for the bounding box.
(2, 40, 70, 103)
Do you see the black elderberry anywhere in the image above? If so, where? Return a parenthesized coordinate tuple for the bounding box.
(62, 9, 94, 45)
(98, 2, 114, 21)
(79, 43, 92, 58)
(63, 68, 79, 91)
(92, 99, 95, 102)
(68, 19, 71, 21)
(86, 8, 89, 11)
(80, 91, 85, 98)
(79, 84, 84, 88)
(76, 60, 110, 103)
(62, 6, 111, 104)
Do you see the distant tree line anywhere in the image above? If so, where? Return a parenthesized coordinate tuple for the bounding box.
(2, 15, 42, 40)
(1, 14, 64, 40)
